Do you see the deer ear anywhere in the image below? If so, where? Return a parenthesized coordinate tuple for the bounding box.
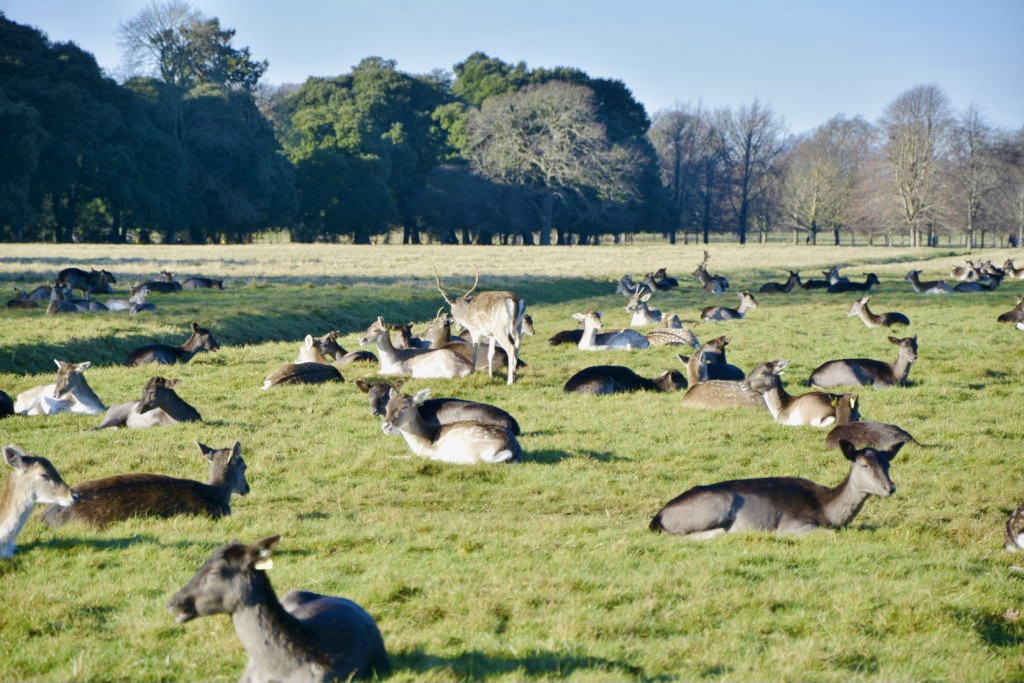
(54, 359, 63, 369)
(887, 441, 905, 459)
(888, 336, 899, 344)
(412, 388, 432, 405)
(355, 379, 370, 393)
(231, 442, 242, 459)
(75, 361, 91, 372)
(838, 439, 859, 461)
(249, 535, 280, 571)
(3, 445, 26, 470)
(191, 322, 201, 333)
(166, 378, 181, 388)
(196, 440, 214, 459)
(303, 334, 314, 346)
(677, 354, 689, 365)
(572, 313, 585, 321)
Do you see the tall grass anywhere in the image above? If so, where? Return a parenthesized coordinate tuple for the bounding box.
(1, 243, 1023, 682)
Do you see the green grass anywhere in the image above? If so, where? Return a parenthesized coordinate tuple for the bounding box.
(1, 242, 1024, 681)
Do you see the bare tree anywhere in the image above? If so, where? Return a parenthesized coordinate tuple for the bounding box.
(117, 0, 199, 85)
(991, 127, 1024, 247)
(947, 105, 1000, 247)
(721, 99, 787, 244)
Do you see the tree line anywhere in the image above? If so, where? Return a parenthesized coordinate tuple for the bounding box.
(1, 4, 1021, 246)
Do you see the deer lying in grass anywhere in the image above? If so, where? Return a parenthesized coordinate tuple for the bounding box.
(168, 535, 390, 682)
(1003, 259, 1024, 280)
(56, 267, 116, 299)
(0, 390, 12, 419)
(847, 297, 910, 328)
(1005, 505, 1024, 552)
(14, 360, 106, 416)
(44, 441, 247, 528)
(125, 322, 220, 366)
(356, 379, 521, 434)
(649, 440, 900, 538)
(701, 291, 758, 322)
(758, 271, 801, 294)
(997, 296, 1024, 324)
(625, 287, 663, 326)
(358, 317, 473, 379)
(138, 271, 182, 293)
(91, 376, 201, 429)
(381, 388, 522, 464)
(1, 445, 77, 558)
(692, 251, 730, 293)
(6, 289, 39, 309)
(679, 336, 745, 385)
(304, 330, 375, 364)
(421, 311, 522, 372)
(741, 360, 859, 427)
(573, 310, 649, 350)
(262, 336, 344, 389)
(827, 273, 880, 293)
(904, 270, 952, 294)
(45, 284, 78, 314)
(644, 314, 700, 348)
(563, 365, 686, 395)
(809, 336, 918, 389)
(679, 357, 768, 410)
(106, 285, 152, 312)
(181, 276, 224, 289)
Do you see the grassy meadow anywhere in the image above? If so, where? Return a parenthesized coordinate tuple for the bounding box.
(1, 241, 1023, 682)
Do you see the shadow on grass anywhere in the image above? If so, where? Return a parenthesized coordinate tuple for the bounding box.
(393, 648, 658, 682)
(21, 533, 161, 553)
(527, 449, 625, 464)
(950, 607, 1024, 648)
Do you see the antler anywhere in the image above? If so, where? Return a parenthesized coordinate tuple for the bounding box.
(464, 271, 480, 298)
(432, 267, 453, 304)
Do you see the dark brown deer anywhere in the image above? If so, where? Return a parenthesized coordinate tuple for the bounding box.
(181, 277, 224, 289)
(997, 296, 1024, 324)
(649, 440, 900, 538)
(1, 445, 77, 558)
(824, 422, 919, 452)
(356, 379, 520, 435)
(827, 273, 879, 293)
(56, 267, 116, 299)
(43, 441, 248, 528)
(809, 336, 918, 389)
(6, 289, 39, 309)
(740, 359, 860, 428)
(91, 376, 201, 429)
(679, 336, 744, 385)
(125, 322, 220, 366)
(1006, 505, 1024, 552)
(168, 536, 390, 682)
(758, 271, 801, 294)
(563, 366, 685, 394)
(691, 250, 729, 293)
(847, 296, 910, 328)
(0, 390, 12, 419)
(262, 335, 344, 389)
(434, 271, 526, 385)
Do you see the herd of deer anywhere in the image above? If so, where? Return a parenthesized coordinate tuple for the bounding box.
(2, 253, 1023, 681)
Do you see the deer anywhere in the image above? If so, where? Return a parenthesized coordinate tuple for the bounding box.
(847, 296, 910, 328)
(381, 387, 522, 464)
(434, 271, 526, 385)
(645, 315, 700, 348)
(615, 274, 640, 296)
(563, 366, 686, 395)
(6, 289, 39, 309)
(649, 440, 900, 539)
(572, 310, 650, 350)
(827, 273, 879, 293)
(652, 267, 679, 289)
(420, 311, 521, 372)
(358, 317, 472, 379)
(800, 273, 830, 290)
(124, 322, 220, 366)
(679, 359, 770, 410)
(904, 270, 952, 294)
(263, 335, 344, 389)
(0, 390, 12, 419)
(950, 259, 980, 281)
(809, 336, 918, 389)
(1, 445, 78, 559)
(181, 276, 224, 289)
(997, 296, 1024, 324)
(303, 330, 375, 364)
(1002, 259, 1024, 280)
(700, 290, 758, 322)
(758, 271, 801, 294)
(168, 535, 390, 682)
(740, 359, 860, 428)
(953, 274, 1003, 292)
(625, 287, 663, 326)
(43, 441, 248, 528)
(679, 336, 744, 385)
(1005, 505, 1024, 552)
(106, 285, 151, 312)
(56, 267, 116, 299)
(91, 376, 201, 429)
(45, 283, 78, 314)
(138, 271, 182, 293)
(356, 379, 521, 434)
(14, 360, 106, 416)
(692, 251, 729, 293)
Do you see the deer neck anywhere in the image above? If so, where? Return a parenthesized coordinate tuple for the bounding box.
(758, 378, 790, 420)
(890, 349, 915, 383)
(206, 468, 234, 507)
(231, 573, 322, 679)
(0, 474, 34, 556)
(783, 274, 798, 292)
(857, 305, 881, 327)
(578, 323, 599, 349)
(395, 415, 442, 456)
(156, 390, 201, 421)
(64, 376, 105, 412)
(817, 469, 872, 528)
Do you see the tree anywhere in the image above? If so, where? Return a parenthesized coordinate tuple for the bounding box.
(947, 105, 999, 247)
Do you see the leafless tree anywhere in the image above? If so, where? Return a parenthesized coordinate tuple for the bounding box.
(947, 105, 1001, 247)
(117, 0, 199, 84)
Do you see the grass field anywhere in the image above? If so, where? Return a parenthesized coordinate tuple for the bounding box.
(1, 242, 1023, 682)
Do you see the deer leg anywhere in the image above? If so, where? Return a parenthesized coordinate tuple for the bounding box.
(486, 338, 497, 378)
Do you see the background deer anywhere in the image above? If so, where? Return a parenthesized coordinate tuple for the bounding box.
(0, 390, 12, 419)
(679, 336, 744, 385)
(14, 360, 106, 416)
(701, 291, 758, 322)
(91, 376, 201, 429)
(434, 271, 526, 385)
(809, 336, 918, 389)
(44, 441, 248, 528)
(741, 359, 860, 427)
(758, 271, 801, 294)
(649, 440, 899, 538)
(625, 287, 662, 326)
(358, 317, 473, 379)
(45, 283, 78, 314)
(181, 276, 224, 289)
(167, 536, 390, 682)
(644, 314, 700, 348)
(2, 444, 77, 558)
(56, 267, 116, 299)
(572, 310, 650, 350)
(124, 322, 220, 365)
(262, 335, 344, 389)
(356, 379, 521, 434)
(847, 296, 910, 328)
(562, 365, 685, 394)
(692, 251, 729, 293)
(827, 273, 879, 293)
(904, 270, 952, 294)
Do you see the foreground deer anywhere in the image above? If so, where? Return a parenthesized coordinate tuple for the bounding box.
(741, 360, 859, 428)
(91, 376, 201, 429)
(356, 379, 521, 434)
(14, 360, 106, 416)
(563, 366, 686, 394)
(125, 322, 220, 365)
(649, 440, 900, 538)
(1, 445, 77, 558)
(572, 311, 650, 350)
(700, 291, 758, 322)
(625, 287, 662, 326)
(809, 336, 918, 389)
(997, 296, 1024, 324)
(434, 271, 526, 385)
(381, 388, 522, 464)
(358, 317, 472, 379)
(44, 441, 248, 528)
(847, 296, 910, 328)
(168, 536, 390, 682)
(904, 270, 952, 294)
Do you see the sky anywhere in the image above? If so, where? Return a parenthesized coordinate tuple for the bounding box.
(3, 0, 1022, 135)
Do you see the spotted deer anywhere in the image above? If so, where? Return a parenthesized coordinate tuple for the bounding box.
(358, 317, 472, 379)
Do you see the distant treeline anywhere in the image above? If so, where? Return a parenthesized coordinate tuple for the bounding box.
(1, 6, 1021, 246)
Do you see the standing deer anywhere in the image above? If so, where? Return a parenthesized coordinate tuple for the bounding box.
(758, 271, 801, 294)
(847, 296, 910, 328)
(124, 322, 220, 365)
(809, 336, 918, 389)
(358, 317, 472, 379)
(434, 271, 526, 385)
(14, 360, 106, 416)
(572, 311, 650, 350)
(701, 291, 758, 322)
(56, 267, 116, 299)
(625, 287, 663, 326)
(692, 251, 729, 293)
(563, 366, 686, 395)
(356, 379, 521, 434)
(1, 445, 77, 558)
(741, 359, 860, 428)
(648, 440, 900, 538)
(168, 536, 390, 682)
(43, 441, 248, 528)
(382, 388, 522, 464)
(91, 376, 201, 429)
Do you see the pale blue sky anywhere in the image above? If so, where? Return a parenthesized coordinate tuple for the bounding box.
(4, 0, 1022, 135)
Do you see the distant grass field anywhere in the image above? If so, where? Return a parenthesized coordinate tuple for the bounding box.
(1, 242, 1023, 682)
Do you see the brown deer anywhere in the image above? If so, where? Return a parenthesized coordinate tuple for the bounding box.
(434, 271, 526, 385)
(124, 322, 220, 366)
(45, 283, 78, 314)
(168, 536, 390, 682)
(741, 359, 860, 428)
(809, 336, 918, 389)
(691, 251, 729, 293)
(91, 376, 201, 429)
(381, 388, 522, 464)
(563, 366, 686, 395)
(758, 271, 801, 294)
(6, 289, 39, 309)
(679, 360, 771, 410)
(43, 441, 248, 528)
(421, 311, 521, 372)
(56, 267, 116, 299)
(997, 296, 1024, 324)
(262, 335, 344, 389)
(14, 360, 106, 416)
(644, 314, 700, 348)
(679, 336, 744, 385)
(138, 270, 182, 293)
(1002, 259, 1024, 280)
(356, 379, 521, 435)
(1006, 504, 1024, 552)
(700, 291, 758, 322)
(1, 445, 77, 558)
(649, 440, 900, 538)
(904, 270, 952, 294)
(847, 296, 910, 328)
